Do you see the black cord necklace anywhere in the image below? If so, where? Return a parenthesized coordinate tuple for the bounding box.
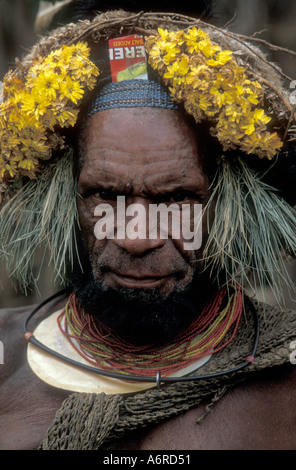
(24, 289, 260, 388)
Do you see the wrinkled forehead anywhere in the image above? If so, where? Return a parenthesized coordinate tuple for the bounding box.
(77, 106, 210, 195)
(75, 78, 213, 174)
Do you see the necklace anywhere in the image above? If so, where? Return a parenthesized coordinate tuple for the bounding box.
(57, 286, 243, 378)
(24, 286, 259, 388)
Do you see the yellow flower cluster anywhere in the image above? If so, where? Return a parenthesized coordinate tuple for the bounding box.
(0, 42, 99, 182)
(146, 28, 283, 160)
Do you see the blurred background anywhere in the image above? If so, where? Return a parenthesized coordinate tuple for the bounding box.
(0, 0, 295, 309)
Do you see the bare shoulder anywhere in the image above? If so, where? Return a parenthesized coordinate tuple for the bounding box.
(120, 363, 296, 450)
(0, 297, 69, 450)
(0, 304, 34, 383)
(0, 303, 33, 329)
(0, 296, 64, 379)
(0, 294, 67, 382)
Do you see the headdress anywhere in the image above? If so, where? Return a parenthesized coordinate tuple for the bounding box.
(0, 10, 295, 303)
(86, 79, 180, 116)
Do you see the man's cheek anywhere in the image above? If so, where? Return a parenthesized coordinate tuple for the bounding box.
(77, 198, 93, 223)
(77, 200, 99, 247)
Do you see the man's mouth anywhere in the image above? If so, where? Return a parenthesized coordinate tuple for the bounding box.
(109, 271, 172, 289)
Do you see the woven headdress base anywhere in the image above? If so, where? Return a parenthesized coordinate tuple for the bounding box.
(86, 79, 180, 117)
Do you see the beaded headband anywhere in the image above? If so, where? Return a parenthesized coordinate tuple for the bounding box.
(86, 79, 180, 117)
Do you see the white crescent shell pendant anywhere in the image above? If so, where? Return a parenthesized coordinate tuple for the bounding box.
(27, 309, 211, 395)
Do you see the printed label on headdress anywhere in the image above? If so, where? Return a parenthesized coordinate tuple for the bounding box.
(109, 35, 148, 83)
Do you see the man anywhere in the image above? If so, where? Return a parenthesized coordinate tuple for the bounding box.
(0, 6, 296, 450)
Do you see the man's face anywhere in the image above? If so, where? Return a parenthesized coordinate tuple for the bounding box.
(77, 107, 210, 298)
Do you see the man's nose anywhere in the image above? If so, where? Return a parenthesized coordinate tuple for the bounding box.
(112, 198, 166, 255)
(113, 234, 166, 255)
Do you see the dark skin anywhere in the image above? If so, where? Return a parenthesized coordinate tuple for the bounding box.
(0, 108, 296, 450)
(77, 108, 210, 298)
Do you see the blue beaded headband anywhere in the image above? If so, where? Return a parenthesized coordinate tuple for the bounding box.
(86, 79, 180, 117)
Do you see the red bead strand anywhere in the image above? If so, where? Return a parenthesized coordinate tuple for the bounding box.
(57, 285, 243, 378)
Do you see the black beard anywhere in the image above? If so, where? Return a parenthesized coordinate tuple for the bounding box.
(68, 264, 218, 346)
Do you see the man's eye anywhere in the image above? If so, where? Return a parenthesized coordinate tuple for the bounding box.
(166, 191, 192, 203)
(154, 191, 191, 204)
(92, 189, 117, 201)
(171, 191, 191, 202)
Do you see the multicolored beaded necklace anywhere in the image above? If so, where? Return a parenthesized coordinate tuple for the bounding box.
(57, 285, 243, 378)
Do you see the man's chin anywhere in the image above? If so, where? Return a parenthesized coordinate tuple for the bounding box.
(68, 268, 217, 346)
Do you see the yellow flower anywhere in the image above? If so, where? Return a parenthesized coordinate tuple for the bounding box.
(72, 41, 91, 59)
(31, 70, 61, 100)
(223, 101, 251, 123)
(0, 41, 100, 182)
(186, 64, 215, 90)
(184, 26, 209, 41)
(207, 50, 233, 67)
(147, 28, 186, 73)
(197, 39, 221, 58)
(21, 90, 51, 120)
(59, 76, 84, 105)
(149, 41, 180, 70)
(185, 92, 215, 121)
(241, 132, 283, 160)
(157, 28, 177, 42)
(163, 44, 181, 64)
(209, 74, 239, 109)
(69, 58, 99, 85)
(45, 46, 72, 65)
(253, 108, 271, 125)
(145, 26, 282, 159)
(210, 87, 235, 108)
(241, 121, 256, 136)
(184, 27, 218, 56)
(164, 56, 189, 85)
(18, 158, 37, 171)
(6, 163, 18, 178)
(20, 136, 50, 156)
(55, 106, 78, 127)
(215, 118, 245, 148)
(239, 108, 271, 136)
(147, 44, 165, 70)
(2, 73, 24, 99)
